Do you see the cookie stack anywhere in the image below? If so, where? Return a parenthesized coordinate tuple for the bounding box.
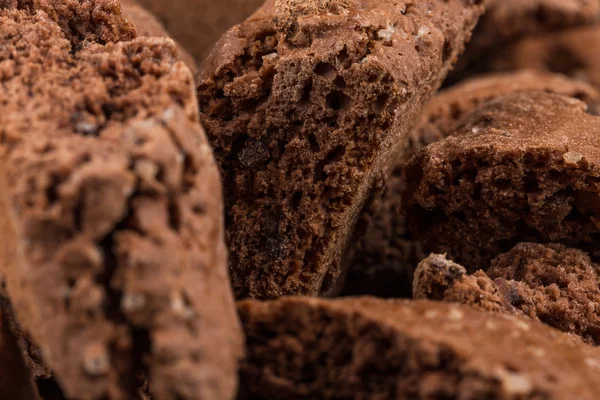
(3, 0, 600, 399)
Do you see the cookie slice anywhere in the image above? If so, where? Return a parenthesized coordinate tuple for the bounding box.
(404, 91, 600, 270)
(135, 0, 264, 62)
(451, 0, 600, 81)
(198, 0, 485, 299)
(343, 71, 600, 298)
(120, 0, 197, 72)
(414, 243, 600, 345)
(0, 7, 241, 400)
(238, 297, 600, 399)
(486, 25, 600, 89)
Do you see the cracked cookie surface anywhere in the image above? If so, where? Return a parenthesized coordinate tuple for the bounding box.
(238, 297, 600, 399)
(0, 4, 241, 399)
(414, 243, 600, 345)
(344, 71, 600, 298)
(198, 0, 485, 299)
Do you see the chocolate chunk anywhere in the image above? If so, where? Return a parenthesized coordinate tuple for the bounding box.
(121, 0, 197, 73)
(238, 297, 600, 399)
(404, 91, 600, 269)
(135, 0, 265, 62)
(0, 6, 241, 400)
(415, 243, 600, 345)
(198, 0, 486, 299)
(344, 71, 600, 298)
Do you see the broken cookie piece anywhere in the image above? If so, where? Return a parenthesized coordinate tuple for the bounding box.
(344, 71, 600, 298)
(198, 0, 486, 299)
(414, 243, 600, 345)
(121, 0, 197, 72)
(404, 91, 600, 269)
(0, 6, 241, 400)
(238, 297, 600, 399)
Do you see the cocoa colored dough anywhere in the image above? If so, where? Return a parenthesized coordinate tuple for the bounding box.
(404, 91, 600, 269)
(485, 25, 600, 90)
(0, 4, 242, 400)
(120, 0, 197, 73)
(197, 0, 486, 299)
(343, 71, 600, 298)
(238, 297, 600, 399)
(135, 0, 265, 63)
(414, 243, 600, 345)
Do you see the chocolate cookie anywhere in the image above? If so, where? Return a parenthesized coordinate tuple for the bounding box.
(485, 25, 600, 89)
(135, 0, 264, 62)
(121, 0, 197, 72)
(414, 243, 600, 345)
(238, 297, 600, 399)
(343, 71, 600, 298)
(0, 0, 136, 46)
(451, 0, 600, 82)
(0, 5, 241, 400)
(0, 308, 40, 400)
(404, 91, 600, 270)
(197, 0, 485, 299)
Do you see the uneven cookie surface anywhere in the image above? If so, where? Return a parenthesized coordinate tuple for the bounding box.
(136, 0, 264, 62)
(238, 297, 600, 399)
(0, 5, 241, 400)
(404, 91, 600, 269)
(198, 0, 485, 299)
(120, 0, 197, 72)
(343, 71, 600, 298)
(414, 243, 600, 345)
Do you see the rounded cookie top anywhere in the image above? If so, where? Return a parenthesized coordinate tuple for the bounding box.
(238, 297, 600, 399)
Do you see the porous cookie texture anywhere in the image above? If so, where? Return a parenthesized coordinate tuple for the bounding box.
(0, 308, 40, 400)
(120, 0, 197, 73)
(0, 6, 241, 400)
(414, 243, 600, 345)
(343, 71, 600, 298)
(0, 0, 136, 47)
(485, 25, 600, 90)
(136, 0, 265, 62)
(451, 0, 600, 80)
(198, 0, 486, 299)
(404, 91, 600, 270)
(238, 297, 600, 399)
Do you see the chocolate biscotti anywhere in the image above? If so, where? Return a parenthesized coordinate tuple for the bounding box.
(121, 0, 197, 72)
(414, 243, 600, 345)
(343, 71, 600, 298)
(0, 3, 242, 399)
(197, 0, 485, 299)
(404, 91, 600, 269)
(238, 297, 600, 399)
(136, 0, 264, 63)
